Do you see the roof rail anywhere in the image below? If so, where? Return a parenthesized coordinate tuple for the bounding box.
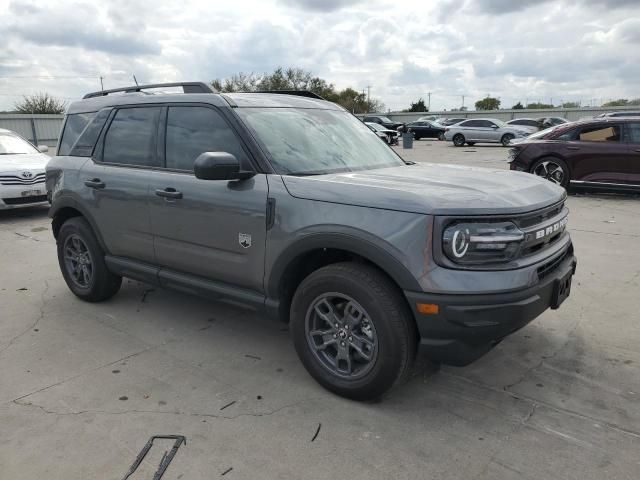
(83, 82, 217, 99)
(257, 90, 325, 100)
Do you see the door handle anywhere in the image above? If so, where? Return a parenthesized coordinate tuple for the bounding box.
(566, 146, 580, 151)
(634, 149, 640, 153)
(84, 178, 105, 189)
(155, 188, 183, 199)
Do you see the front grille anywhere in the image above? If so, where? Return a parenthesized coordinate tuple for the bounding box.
(2, 195, 48, 205)
(537, 247, 570, 280)
(0, 173, 46, 186)
(516, 200, 565, 229)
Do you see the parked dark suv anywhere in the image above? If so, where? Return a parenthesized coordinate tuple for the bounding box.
(47, 82, 577, 400)
(509, 118, 640, 191)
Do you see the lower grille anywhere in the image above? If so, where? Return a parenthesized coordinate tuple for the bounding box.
(537, 248, 569, 280)
(3, 195, 48, 205)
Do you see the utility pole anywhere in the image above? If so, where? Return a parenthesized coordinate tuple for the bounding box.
(99, 76, 104, 92)
(427, 92, 431, 111)
(366, 85, 371, 105)
(461, 95, 465, 110)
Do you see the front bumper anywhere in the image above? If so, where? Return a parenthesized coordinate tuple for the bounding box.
(404, 250, 577, 366)
(0, 184, 48, 209)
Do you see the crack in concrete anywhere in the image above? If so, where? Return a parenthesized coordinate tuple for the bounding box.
(0, 279, 50, 356)
(443, 371, 640, 440)
(11, 397, 310, 421)
(14, 231, 41, 242)
(10, 345, 158, 404)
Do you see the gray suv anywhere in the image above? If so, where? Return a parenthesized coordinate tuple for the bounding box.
(47, 82, 577, 400)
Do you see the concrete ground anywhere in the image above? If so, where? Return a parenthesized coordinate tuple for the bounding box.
(1, 140, 639, 479)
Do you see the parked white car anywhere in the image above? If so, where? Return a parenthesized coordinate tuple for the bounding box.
(444, 118, 531, 147)
(0, 128, 50, 210)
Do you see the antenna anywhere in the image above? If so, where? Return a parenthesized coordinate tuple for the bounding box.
(133, 75, 139, 86)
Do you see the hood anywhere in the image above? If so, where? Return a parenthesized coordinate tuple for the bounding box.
(282, 163, 565, 215)
(0, 153, 49, 174)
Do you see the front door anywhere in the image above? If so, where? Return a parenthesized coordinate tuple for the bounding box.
(566, 123, 630, 184)
(148, 105, 268, 293)
(624, 122, 640, 186)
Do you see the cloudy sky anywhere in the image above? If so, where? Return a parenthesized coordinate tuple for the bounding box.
(0, 0, 638, 112)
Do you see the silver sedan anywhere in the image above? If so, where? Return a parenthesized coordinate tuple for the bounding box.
(444, 118, 531, 147)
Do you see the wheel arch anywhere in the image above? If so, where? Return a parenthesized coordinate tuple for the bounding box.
(50, 198, 109, 252)
(266, 234, 421, 323)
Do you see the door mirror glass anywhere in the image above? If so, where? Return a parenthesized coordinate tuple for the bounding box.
(194, 152, 254, 180)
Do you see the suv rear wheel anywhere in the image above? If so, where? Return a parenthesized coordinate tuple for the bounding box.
(57, 217, 122, 302)
(290, 262, 417, 400)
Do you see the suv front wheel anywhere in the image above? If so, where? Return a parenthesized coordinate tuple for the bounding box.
(56, 217, 122, 302)
(290, 262, 417, 400)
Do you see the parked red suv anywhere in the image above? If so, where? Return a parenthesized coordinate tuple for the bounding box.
(509, 118, 640, 191)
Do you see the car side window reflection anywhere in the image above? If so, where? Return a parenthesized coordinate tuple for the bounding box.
(627, 123, 640, 143)
(577, 125, 621, 142)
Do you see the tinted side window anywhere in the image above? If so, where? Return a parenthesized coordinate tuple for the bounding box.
(577, 125, 621, 142)
(477, 120, 494, 128)
(103, 107, 161, 167)
(58, 112, 96, 155)
(627, 123, 640, 143)
(165, 106, 248, 171)
(462, 120, 479, 127)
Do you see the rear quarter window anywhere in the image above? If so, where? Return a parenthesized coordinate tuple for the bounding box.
(58, 112, 96, 155)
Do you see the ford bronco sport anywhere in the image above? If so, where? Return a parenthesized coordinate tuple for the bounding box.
(47, 82, 577, 400)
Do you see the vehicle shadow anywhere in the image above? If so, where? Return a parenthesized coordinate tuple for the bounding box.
(0, 206, 50, 223)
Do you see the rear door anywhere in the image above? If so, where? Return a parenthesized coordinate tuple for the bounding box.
(80, 106, 159, 263)
(564, 123, 630, 185)
(148, 105, 268, 293)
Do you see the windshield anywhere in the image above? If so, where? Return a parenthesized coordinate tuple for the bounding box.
(377, 116, 392, 123)
(492, 119, 508, 127)
(238, 108, 406, 175)
(528, 126, 558, 139)
(0, 134, 38, 155)
(365, 122, 384, 132)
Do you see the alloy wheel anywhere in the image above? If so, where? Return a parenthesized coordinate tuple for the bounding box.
(63, 234, 94, 288)
(305, 293, 378, 379)
(533, 160, 565, 185)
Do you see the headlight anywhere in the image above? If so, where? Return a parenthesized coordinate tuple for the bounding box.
(442, 221, 524, 265)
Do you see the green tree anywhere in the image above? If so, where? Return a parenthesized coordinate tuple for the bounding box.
(403, 98, 427, 112)
(526, 102, 554, 109)
(512, 102, 524, 109)
(602, 98, 629, 107)
(475, 96, 501, 110)
(561, 101, 579, 108)
(14, 92, 66, 114)
(211, 67, 384, 113)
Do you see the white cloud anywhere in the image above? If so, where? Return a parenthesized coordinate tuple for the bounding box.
(0, 0, 638, 112)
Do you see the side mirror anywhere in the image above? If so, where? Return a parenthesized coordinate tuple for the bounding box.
(194, 152, 255, 181)
(37, 145, 49, 153)
(491, 125, 499, 129)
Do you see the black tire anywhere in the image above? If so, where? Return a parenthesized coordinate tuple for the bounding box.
(290, 262, 417, 401)
(466, 142, 476, 146)
(530, 157, 570, 188)
(501, 133, 515, 146)
(453, 134, 465, 147)
(57, 217, 122, 302)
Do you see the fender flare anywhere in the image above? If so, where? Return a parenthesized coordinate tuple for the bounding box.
(49, 196, 109, 253)
(265, 231, 422, 301)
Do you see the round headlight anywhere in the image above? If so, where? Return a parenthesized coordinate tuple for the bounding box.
(443, 221, 524, 265)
